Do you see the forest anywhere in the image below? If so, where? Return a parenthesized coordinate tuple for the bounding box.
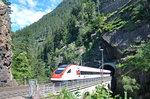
(10, 0, 150, 98)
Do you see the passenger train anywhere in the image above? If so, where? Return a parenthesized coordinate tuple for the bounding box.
(51, 64, 111, 82)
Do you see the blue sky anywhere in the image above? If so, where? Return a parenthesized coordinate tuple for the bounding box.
(10, 0, 63, 32)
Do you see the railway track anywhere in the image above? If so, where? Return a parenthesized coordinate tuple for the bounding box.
(0, 85, 28, 92)
(0, 83, 53, 99)
(0, 86, 28, 99)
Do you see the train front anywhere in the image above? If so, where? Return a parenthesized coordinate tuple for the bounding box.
(51, 65, 69, 82)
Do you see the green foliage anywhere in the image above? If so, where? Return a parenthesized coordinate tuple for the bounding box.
(57, 88, 76, 99)
(12, 30, 33, 81)
(12, 52, 31, 80)
(119, 0, 150, 31)
(131, 0, 150, 22)
(83, 85, 120, 99)
(124, 91, 127, 99)
(8, 40, 12, 46)
(91, 13, 107, 33)
(74, 88, 81, 99)
(54, 26, 68, 49)
(83, 91, 92, 99)
(47, 88, 76, 99)
(103, 17, 127, 32)
(91, 85, 113, 99)
(121, 76, 140, 92)
(48, 86, 121, 99)
(116, 41, 150, 98)
(120, 41, 150, 72)
(67, 16, 79, 44)
(60, 43, 82, 64)
(31, 57, 46, 79)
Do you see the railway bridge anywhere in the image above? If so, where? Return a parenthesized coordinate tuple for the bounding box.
(36, 76, 112, 98)
(0, 63, 115, 99)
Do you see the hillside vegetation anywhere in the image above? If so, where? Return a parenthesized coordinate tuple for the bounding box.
(12, 0, 150, 97)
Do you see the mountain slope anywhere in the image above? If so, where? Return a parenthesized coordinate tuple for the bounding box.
(15, 0, 76, 40)
(11, 0, 78, 82)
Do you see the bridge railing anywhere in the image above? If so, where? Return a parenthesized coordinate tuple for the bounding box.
(39, 76, 112, 97)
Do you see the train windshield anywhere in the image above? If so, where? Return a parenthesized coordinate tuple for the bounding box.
(55, 65, 68, 74)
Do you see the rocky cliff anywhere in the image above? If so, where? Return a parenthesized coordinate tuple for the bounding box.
(0, 1, 16, 87)
(101, 0, 136, 14)
(100, 0, 150, 61)
(102, 23, 150, 51)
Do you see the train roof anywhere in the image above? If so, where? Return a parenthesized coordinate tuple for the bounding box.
(58, 65, 69, 68)
(58, 64, 103, 70)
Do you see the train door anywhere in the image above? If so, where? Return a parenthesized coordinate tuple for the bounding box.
(76, 68, 80, 78)
(66, 68, 73, 80)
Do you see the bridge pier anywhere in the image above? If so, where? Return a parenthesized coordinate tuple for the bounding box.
(75, 80, 112, 99)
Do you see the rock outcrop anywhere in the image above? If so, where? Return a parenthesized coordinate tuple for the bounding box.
(101, 0, 136, 14)
(102, 24, 150, 51)
(0, 1, 16, 87)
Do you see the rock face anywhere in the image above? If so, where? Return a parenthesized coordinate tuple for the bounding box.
(100, 0, 136, 14)
(102, 23, 150, 50)
(0, 1, 16, 87)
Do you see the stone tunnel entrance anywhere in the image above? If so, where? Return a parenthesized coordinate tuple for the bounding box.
(99, 63, 116, 76)
(103, 65, 115, 76)
(99, 63, 116, 93)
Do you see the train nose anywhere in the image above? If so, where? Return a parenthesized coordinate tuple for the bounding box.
(51, 73, 62, 78)
(51, 74, 55, 78)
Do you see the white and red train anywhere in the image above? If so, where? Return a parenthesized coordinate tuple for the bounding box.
(51, 64, 111, 82)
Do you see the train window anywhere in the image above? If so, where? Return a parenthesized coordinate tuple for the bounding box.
(80, 71, 100, 75)
(55, 68, 65, 74)
(58, 65, 68, 68)
(67, 69, 71, 73)
(55, 70, 63, 74)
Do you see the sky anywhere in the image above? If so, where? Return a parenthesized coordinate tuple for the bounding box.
(10, 0, 63, 32)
